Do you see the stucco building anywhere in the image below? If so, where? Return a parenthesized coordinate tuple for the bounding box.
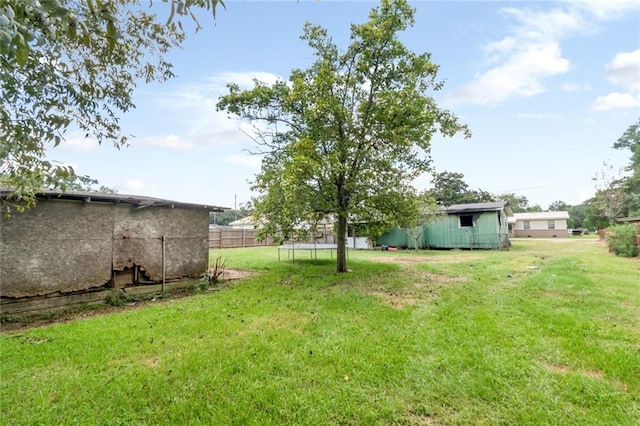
(1, 190, 225, 314)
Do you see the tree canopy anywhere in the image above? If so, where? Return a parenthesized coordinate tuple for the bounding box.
(0, 0, 223, 210)
(217, 0, 470, 272)
(613, 118, 640, 216)
(427, 171, 493, 205)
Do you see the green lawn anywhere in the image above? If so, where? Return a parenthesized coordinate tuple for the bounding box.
(1, 239, 639, 424)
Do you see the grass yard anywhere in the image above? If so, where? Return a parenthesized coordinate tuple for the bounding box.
(1, 239, 639, 424)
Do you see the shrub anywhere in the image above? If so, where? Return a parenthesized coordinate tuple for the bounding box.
(606, 224, 638, 257)
(196, 256, 227, 292)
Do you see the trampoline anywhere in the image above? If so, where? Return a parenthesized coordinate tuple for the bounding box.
(277, 243, 344, 261)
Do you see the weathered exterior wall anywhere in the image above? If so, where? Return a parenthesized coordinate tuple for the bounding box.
(112, 205, 208, 280)
(423, 211, 509, 249)
(1, 200, 113, 297)
(1, 199, 210, 299)
(376, 211, 510, 250)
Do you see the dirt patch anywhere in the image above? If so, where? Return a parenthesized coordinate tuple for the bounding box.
(219, 268, 256, 280)
(139, 356, 160, 369)
(371, 255, 484, 264)
(367, 269, 464, 309)
(584, 369, 605, 379)
(370, 291, 418, 309)
(544, 363, 571, 374)
(542, 363, 627, 389)
(416, 272, 466, 284)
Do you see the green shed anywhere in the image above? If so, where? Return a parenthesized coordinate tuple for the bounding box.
(377, 201, 511, 250)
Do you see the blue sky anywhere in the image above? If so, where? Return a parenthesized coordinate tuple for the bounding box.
(49, 0, 640, 210)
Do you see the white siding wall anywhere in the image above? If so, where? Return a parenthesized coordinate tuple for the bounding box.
(514, 219, 568, 231)
(554, 219, 568, 230)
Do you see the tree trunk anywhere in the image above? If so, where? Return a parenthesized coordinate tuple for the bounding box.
(336, 213, 348, 273)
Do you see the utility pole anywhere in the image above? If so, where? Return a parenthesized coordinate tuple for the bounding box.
(234, 194, 237, 221)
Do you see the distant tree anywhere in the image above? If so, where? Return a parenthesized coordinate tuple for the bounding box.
(613, 118, 640, 216)
(548, 200, 570, 211)
(428, 172, 493, 205)
(494, 192, 530, 213)
(466, 189, 495, 204)
(592, 161, 630, 225)
(210, 203, 252, 226)
(57, 174, 118, 193)
(582, 197, 611, 231)
(1, 0, 223, 208)
(567, 203, 587, 229)
(428, 172, 470, 205)
(217, 0, 470, 272)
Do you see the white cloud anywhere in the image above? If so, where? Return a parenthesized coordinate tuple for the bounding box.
(501, 6, 587, 41)
(604, 49, 640, 92)
(143, 71, 283, 150)
(591, 49, 640, 111)
(57, 133, 99, 154)
(446, 42, 570, 105)
(567, 0, 640, 21)
(562, 82, 592, 92)
(592, 92, 640, 111)
(120, 179, 156, 193)
(445, 1, 640, 106)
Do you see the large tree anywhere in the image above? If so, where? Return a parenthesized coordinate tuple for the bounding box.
(427, 171, 493, 205)
(495, 192, 538, 213)
(548, 200, 569, 211)
(592, 161, 630, 225)
(0, 0, 222, 210)
(613, 118, 640, 216)
(217, 0, 469, 272)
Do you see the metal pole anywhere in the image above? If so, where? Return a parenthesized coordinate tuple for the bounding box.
(162, 235, 166, 293)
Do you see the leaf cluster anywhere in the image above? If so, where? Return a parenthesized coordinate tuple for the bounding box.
(612, 118, 640, 216)
(1, 0, 222, 208)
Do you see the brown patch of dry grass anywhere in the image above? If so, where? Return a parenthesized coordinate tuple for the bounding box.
(219, 268, 256, 281)
(541, 363, 628, 390)
(370, 291, 418, 309)
(368, 268, 465, 309)
(416, 271, 466, 284)
(371, 255, 485, 264)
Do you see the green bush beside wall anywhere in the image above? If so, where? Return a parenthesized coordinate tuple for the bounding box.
(606, 224, 639, 257)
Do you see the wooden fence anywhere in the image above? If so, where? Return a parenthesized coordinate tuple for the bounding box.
(209, 228, 276, 249)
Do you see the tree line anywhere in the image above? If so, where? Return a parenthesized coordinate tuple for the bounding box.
(427, 118, 639, 231)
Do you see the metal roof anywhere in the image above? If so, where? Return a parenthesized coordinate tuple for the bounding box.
(1, 189, 227, 212)
(512, 211, 570, 221)
(442, 201, 509, 214)
(618, 216, 640, 223)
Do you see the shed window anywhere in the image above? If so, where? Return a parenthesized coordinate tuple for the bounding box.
(548, 220, 555, 230)
(523, 221, 530, 230)
(459, 215, 474, 227)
